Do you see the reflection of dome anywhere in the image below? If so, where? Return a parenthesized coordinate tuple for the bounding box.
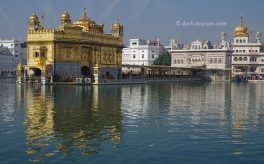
(234, 17, 249, 37)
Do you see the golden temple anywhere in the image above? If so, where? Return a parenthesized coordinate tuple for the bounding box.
(18, 8, 123, 84)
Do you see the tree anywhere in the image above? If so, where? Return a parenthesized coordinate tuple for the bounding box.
(153, 52, 171, 66)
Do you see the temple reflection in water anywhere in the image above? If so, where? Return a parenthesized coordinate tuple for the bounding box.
(15, 82, 264, 162)
(16, 84, 122, 161)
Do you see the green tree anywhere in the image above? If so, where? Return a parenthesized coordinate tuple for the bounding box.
(153, 52, 171, 66)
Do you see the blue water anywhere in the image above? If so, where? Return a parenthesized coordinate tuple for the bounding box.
(0, 79, 264, 163)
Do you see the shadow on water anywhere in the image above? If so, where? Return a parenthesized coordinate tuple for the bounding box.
(16, 84, 123, 162)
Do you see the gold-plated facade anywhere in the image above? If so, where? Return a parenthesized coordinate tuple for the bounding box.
(23, 8, 123, 82)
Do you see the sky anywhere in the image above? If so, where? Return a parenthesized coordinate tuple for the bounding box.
(0, 0, 264, 45)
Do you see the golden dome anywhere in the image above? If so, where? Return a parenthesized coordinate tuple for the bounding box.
(234, 16, 249, 37)
(61, 10, 71, 22)
(73, 8, 104, 33)
(29, 10, 38, 22)
(112, 19, 122, 28)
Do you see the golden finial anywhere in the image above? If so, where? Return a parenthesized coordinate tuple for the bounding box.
(33, 9, 36, 15)
(240, 15, 243, 25)
(83, 7, 87, 16)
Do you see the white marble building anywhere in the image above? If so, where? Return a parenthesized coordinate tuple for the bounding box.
(232, 17, 264, 79)
(0, 39, 26, 58)
(0, 39, 27, 77)
(169, 33, 232, 80)
(170, 33, 232, 69)
(0, 46, 18, 77)
(122, 38, 165, 66)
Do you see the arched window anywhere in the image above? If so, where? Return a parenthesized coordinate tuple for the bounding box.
(240, 39, 242, 43)
(243, 57, 247, 61)
(234, 57, 238, 61)
(243, 39, 246, 43)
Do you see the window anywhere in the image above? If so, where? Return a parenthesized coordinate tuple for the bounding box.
(142, 54, 144, 58)
(240, 39, 242, 43)
(236, 39, 239, 43)
(239, 57, 242, 61)
(243, 39, 246, 43)
(236, 50, 238, 52)
(132, 42, 137, 45)
(152, 54, 154, 58)
(174, 60, 177, 64)
(218, 58, 222, 64)
(234, 57, 238, 61)
(210, 58, 213, 63)
(214, 58, 217, 63)
(243, 50, 245, 52)
(256, 50, 258, 53)
(249, 50, 251, 52)
(261, 68, 264, 72)
(34, 52, 40, 58)
(243, 57, 247, 61)
(133, 54, 135, 59)
(181, 59, 184, 63)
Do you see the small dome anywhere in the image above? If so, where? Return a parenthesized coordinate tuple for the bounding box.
(61, 10, 71, 21)
(234, 17, 249, 37)
(112, 20, 122, 28)
(29, 10, 38, 22)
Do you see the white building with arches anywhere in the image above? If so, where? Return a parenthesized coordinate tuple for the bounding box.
(170, 33, 232, 80)
(232, 17, 264, 79)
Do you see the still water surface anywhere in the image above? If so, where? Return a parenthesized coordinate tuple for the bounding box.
(0, 79, 264, 163)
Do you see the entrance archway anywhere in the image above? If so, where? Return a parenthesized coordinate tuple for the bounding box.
(81, 66, 91, 77)
(28, 68, 41, 77)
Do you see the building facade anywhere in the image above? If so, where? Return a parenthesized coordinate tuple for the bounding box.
(122, 38, 165, 66)
(0, 46, 19, 77)
(0, 39, 27, 58)
(18, 9, 123, 83)
(232, 17, 264, 80)
(170, 33, 232, 80)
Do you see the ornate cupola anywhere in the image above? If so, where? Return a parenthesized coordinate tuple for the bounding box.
(111, 19, 123, 38)
(28, 10, 40, 30)
(60, 10, 71, 26)
(233, 16, 249, 37)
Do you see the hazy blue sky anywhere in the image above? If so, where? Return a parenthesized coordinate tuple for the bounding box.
(0, 0, 264, 45)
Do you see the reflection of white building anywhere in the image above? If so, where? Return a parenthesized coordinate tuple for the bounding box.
(232, 17, 264, 79)
(122, 38, 165, 66)
(170, 33, 232, 80)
